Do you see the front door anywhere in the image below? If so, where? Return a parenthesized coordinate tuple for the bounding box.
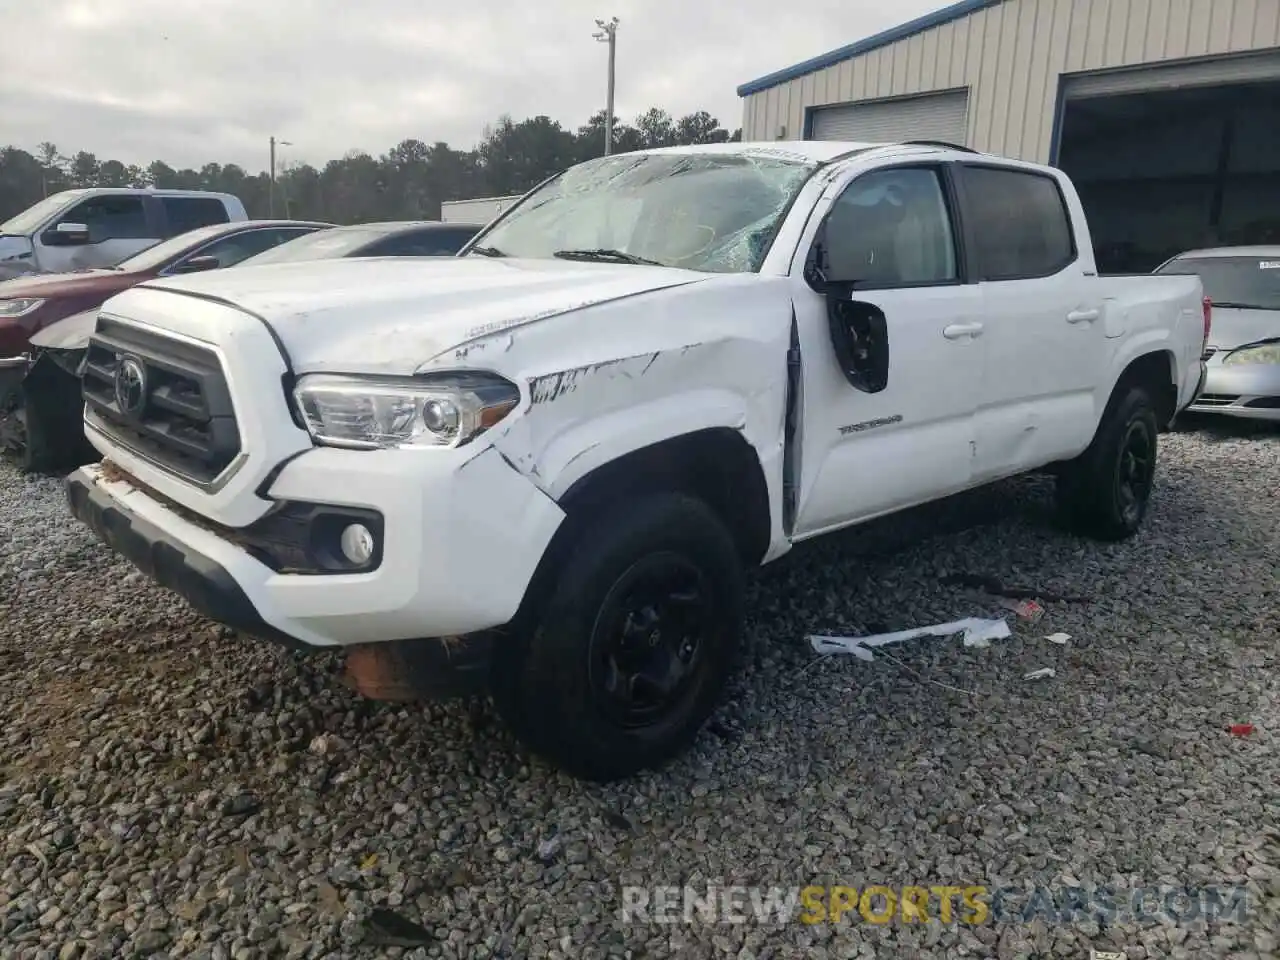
(35, 194, 160, 273)
(791, 162, 986, 539)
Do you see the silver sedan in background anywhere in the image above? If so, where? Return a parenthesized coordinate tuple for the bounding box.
(1155, 246, 1280, 421)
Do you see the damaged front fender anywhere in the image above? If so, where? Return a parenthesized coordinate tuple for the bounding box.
(481, 274, 797, 559)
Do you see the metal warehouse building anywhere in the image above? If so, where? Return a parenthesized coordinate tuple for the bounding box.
(738, 0, 1280, 271)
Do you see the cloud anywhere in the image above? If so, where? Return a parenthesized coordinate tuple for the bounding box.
(5, 0, 939, 172)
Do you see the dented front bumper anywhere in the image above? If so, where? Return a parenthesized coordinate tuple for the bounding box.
(65, 443, 565, 650)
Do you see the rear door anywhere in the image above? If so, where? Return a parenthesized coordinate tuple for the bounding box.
(791, 161, 986, 537)
(953, 163, 1106, 480)
(158, 197, 232, 239)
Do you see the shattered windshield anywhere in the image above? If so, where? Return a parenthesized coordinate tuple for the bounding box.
(469, 151, 818, 274)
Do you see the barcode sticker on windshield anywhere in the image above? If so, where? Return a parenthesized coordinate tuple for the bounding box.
(1260, 260, 1280, 269)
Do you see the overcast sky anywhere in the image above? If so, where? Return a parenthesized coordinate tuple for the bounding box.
(5, 0, 939, 172)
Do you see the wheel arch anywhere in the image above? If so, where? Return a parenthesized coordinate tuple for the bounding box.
(507, 427, 773, 633)
(1106, 348, 1179, 430)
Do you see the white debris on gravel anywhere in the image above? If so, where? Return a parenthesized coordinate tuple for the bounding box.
(2, 421, 1279, 960)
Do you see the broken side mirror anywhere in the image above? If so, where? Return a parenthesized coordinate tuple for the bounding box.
(805, 223, 890, 394)
(827, 295, 889, 394)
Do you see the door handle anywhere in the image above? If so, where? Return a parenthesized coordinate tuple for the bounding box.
(1067, 308, 1100, 324)
(943, 322, 984, 340)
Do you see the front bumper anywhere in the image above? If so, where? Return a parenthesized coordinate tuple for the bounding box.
(67, 468, 309, 650)
(65, 444, 565, 649)
(1187, 359, 1280, 421)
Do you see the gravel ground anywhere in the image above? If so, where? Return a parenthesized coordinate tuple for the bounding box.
(1, 421, 1277, 960)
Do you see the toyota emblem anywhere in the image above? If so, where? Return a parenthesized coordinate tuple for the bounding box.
(114, 354, 147, 417)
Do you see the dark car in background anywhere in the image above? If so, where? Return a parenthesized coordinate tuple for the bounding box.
(0, 219, 332, 359)
(239, 220, 482, 266)
(1, 219, 483, 474)
(0, 219, 331, 471)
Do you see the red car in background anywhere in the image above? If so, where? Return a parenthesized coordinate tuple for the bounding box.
(0, 219, 331, 470)
(0, 219, 331, 358)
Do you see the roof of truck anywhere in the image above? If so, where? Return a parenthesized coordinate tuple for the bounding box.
(48, 187, 241, 200)
(626, 140, 985, 164)
(635, 141, 879, 162)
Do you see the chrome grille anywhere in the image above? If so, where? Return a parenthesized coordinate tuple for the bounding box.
(82, 317, 242, 486)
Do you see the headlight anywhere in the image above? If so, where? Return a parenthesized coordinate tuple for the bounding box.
(0, 298, 45, 318)
(1223, 343, 1280, 366)
(292, 372, 520, 449)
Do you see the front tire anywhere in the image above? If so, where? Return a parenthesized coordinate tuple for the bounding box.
(19, 363, 98, 475)
(1055, 385, 1158, 541)
(491, 492, 744, 782)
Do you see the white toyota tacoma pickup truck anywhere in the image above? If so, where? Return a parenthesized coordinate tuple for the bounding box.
(65, 141, 1208, 781)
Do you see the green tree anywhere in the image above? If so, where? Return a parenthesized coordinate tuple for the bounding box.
(675, 111, 731, 145)
(0, 103, 752, 224)
(634, 108, 677, 149)
(68, 151, 100, 188)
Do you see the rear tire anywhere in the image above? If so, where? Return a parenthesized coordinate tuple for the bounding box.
(490, 492, 744, 781)
(1055, 385, 1158, 541)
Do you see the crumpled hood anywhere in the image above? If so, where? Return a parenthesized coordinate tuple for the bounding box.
(1207, 306, 1280, 351)
(134, 256, 711, 373)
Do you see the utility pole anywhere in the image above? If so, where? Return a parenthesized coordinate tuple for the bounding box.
(268, 136, 292, 217)
(593, 17, 619, 155)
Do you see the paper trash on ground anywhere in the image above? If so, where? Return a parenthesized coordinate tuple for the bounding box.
(1023, 667, 1056, 681)
(809, 617, 1011, 661)
(1045, 633, 1071, 645)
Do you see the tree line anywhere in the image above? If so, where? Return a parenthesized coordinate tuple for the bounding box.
(0, 108, 741, 225)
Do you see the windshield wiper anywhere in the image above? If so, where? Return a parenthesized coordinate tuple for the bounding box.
(1231, 336, 1280, 351)
(552, 248, 664, 266)
(1210, 301, 1275, 311)
(468, 245, 508, 258)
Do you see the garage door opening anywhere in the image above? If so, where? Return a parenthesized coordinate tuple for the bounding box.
(1056, 78, 1280, 274)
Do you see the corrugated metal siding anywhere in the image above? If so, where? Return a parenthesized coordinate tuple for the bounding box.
(741, 0, 1280, 161)
(810, 90, 969, 142)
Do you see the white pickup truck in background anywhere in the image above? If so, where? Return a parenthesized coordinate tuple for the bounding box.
(0, 188, 247, 280)
(65, 141, 1207, 781)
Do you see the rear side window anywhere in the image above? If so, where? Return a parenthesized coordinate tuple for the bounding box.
(162, 197, 230, 237)
(961, 166, 1076, 280)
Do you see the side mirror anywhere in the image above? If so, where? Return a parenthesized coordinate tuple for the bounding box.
(44, 222, 91, 246)
(827, 296, 890, 394)
(805, 225, 890, 394)
(172, 254, 221, 274)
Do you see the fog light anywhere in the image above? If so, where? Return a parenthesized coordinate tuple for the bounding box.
(339, 523, 375, 566)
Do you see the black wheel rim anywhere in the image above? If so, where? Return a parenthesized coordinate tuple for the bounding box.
(1115, 419, 1154, 525)
(588, 552, 715, 730)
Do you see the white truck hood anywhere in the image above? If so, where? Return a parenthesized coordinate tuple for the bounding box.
(131, 256, 711, 374)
